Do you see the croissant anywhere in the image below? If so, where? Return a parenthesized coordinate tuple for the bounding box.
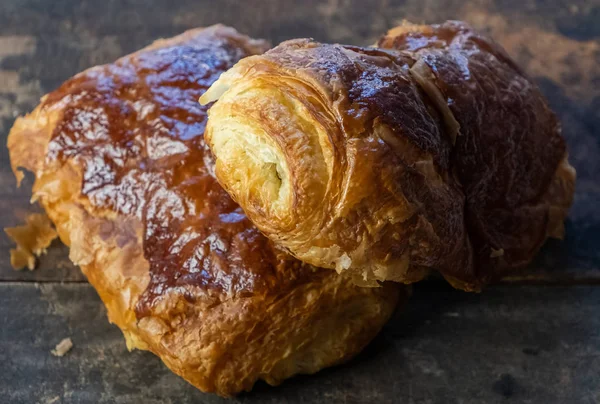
(7, 25, 403, 396)
(201, 21, 576, 290)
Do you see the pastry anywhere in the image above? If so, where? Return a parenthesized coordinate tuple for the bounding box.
(201, 21, 576, 290)
(7, 25, 402, 396)
(5, 213, 58, 270)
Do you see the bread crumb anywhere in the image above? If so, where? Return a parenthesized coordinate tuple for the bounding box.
(51, 338, 73, 357)
(490, 248, 505, 258)
(4, 213, 58, 270)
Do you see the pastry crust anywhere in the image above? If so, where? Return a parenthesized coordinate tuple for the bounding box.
(201, 21, 576, 290)
(7, 25, 402, 396)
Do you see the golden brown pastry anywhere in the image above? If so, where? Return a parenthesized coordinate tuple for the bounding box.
(201, 21, 576, 290)
(5, 213, 58, 270)
(7, 25, 403, 396)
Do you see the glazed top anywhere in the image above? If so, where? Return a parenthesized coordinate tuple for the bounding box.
(41, 26, 321, 316)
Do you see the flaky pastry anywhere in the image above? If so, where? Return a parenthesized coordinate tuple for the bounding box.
(7, 25, 403, 396)
(201, 21, 575, 290)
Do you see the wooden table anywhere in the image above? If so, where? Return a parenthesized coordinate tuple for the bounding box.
(1, 1, 599, 403)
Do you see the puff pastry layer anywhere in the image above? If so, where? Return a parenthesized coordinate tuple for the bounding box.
(7, 25, 402, 396)
(201, 21, 576, 290)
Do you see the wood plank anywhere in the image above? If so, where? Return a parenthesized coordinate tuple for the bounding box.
(1, 282, 599, 403)
(0, 0, 598, 281)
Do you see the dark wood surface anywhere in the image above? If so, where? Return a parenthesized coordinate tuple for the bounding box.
(3, 283, 600, 404)
(1, 0, 599, 402)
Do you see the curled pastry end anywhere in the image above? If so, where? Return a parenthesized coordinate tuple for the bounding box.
(203, 57, 333, 251)
(199, 67, 242, 106)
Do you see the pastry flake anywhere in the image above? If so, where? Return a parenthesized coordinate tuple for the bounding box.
(5, 213, 58, 270)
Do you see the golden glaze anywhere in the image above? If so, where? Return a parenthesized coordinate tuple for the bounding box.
(7, 26, 403, 395)
(40, 24, 321, 314)
(202, 21, 576, 289)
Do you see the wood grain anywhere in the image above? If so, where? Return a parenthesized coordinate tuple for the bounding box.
(2, 282, 599, 403)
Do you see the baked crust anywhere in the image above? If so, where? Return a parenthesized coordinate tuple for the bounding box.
(7, 25, 402, 396)
(201, 21, 576, 290)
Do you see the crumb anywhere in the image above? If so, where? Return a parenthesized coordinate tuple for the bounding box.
(56, 260, 71, 270)
(338, 253, 352, 270)
(46, 396, 60, 404)
(490, 248, 504, 258)
(51, 338, 73, 357)
(4, 213, 58, 270)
